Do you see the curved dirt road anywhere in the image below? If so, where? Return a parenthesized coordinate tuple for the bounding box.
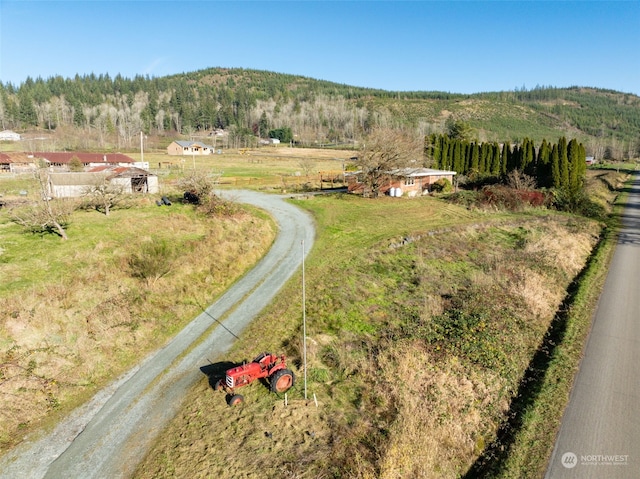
(0, 190, 315, 479)
(546, 173, 640, 478)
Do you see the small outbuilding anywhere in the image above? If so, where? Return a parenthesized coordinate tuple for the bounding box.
(47, 166, 158, 198)
(0, 152, 37, 173)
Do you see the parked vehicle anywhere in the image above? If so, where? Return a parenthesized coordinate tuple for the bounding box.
(214, 352, 295, 405)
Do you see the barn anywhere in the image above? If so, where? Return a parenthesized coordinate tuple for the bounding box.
(47, 167, 158, 198)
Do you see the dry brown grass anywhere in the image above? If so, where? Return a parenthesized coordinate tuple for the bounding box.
(134, 200, 602, 478)
(0, 203, 275, 451)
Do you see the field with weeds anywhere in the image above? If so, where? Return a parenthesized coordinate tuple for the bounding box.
(0, 156, 631, 477)
(139, 146, 353, 191)
(0, 184, 276, 451)
(134, 169, 628, 478)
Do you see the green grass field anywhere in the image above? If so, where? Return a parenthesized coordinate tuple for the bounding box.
(135, 171, 623, 478)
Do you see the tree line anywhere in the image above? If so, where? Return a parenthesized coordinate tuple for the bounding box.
(0, 68, 638, 158)
(0, 69, 392, 149)
(426, 134, 587, 195)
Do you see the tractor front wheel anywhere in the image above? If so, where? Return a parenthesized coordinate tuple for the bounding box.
(270, 369, 295, 393)
(214, 379, 225, 391)
(228, 394, 244, 406)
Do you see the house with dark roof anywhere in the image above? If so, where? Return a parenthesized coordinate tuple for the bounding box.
(167, 140, 213, 156)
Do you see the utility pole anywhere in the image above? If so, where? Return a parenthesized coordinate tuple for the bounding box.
(140, 131, 144, 164)
(302, 240, 307, 400)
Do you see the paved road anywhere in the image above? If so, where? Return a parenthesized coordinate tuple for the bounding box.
(546, 174, 640, 478)
(0, 190, 315, 479)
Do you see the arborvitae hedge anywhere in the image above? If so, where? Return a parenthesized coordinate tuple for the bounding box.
(425, 134, 586, 191)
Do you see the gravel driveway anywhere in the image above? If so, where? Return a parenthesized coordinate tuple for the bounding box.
(0, 190, 315, 479)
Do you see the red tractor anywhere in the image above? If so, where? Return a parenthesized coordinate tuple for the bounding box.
(215, 352, 295, 405)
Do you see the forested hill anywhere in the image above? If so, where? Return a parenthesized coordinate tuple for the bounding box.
(1, 67, 639, 159)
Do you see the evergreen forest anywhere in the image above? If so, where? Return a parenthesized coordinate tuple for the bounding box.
(1, 67, 639, 160)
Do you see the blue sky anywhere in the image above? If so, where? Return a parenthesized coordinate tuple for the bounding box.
(1, 1, 639, 95)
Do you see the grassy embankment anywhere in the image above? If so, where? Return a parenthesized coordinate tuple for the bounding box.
(134, 168, 629, 478)
(467, 166, 633, 478)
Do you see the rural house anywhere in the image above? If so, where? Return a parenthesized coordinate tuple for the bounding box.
(0, 130, 21, 141)
(386, 168, 457, 196)
(347, 167, 457, 197)
(167, 140, 213, 156)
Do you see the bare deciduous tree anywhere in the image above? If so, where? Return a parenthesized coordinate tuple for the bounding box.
(355, 128, 423, 198)
(176, 170, 222, 204)
(82, 179, 127, 216)
(10, 169, 71, 239)
(505, 169, 537, 190)
(297, 158, 317, 177)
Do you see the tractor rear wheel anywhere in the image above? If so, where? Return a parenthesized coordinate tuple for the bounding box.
(228, 394, 244, 406)
(270, 369, 295, 393)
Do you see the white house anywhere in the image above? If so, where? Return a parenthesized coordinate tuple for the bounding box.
(167, 140, 213, 156)
(0, 130, 21, 141)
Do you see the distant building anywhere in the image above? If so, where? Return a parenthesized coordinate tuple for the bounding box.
(347, 167, 457, 197)
(0, 153, 14, 172)
(48, 166, 158, 198)
(30, 152, 135, 168)
(167, 140, 213, 156)
(0, 152, 37, 173)
(0, 151, 139, 174)
(0, 130, 21, 141)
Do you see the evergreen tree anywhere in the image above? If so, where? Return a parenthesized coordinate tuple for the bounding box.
(501, 142, 511, 175)
(536, 139, 552, 187)
(258, 111, 269, 138)
(440, 136, 451, 170)
(18, 90, 38, 126)
(551, 144, 561, 188)
(452, 140, 464, 173)
(479, 142, 490, 174)
(567, 138, 586, 194)
(558, 136, 570, 188)
(522, 138, 536, 176)
(72, 101, 86, 127)
(490, 143, 501, 175)
(470, 142, 480, 175)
